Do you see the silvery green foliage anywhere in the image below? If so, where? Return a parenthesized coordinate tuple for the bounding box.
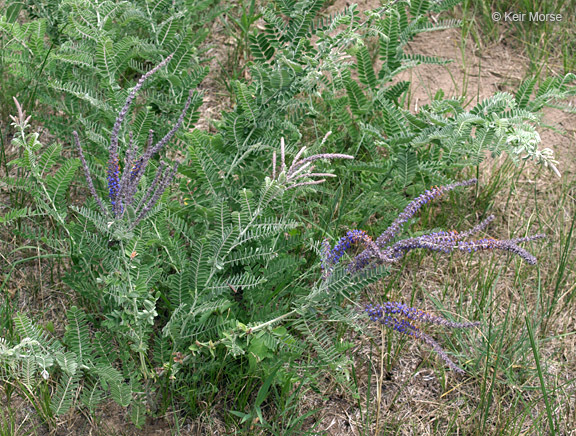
(0, 0, 215, 156)
(1, 98, 79, 252)
(0, 309, 133, 416)
(244, 0, 574, 193)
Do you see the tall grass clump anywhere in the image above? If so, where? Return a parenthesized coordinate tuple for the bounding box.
(0, 0, 574, 432)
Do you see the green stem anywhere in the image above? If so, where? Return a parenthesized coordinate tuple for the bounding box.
(525, 317, 556, 435)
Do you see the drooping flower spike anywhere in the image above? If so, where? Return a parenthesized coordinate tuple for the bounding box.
(365, 302, 480, 373)
(375, 179, 478, 249)
(321, 179, 546, 275)
(387, 225, 545, 265)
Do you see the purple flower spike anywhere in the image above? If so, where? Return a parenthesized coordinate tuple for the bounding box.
(73, 131, 108, 216)
(376, 179, 477, 248)
(328, 230, 373, 264)
(367, 302, 480, 329)
(322, 179, 545, 277)
(366, 302, 479, 373)
(74, 55, 192, 228)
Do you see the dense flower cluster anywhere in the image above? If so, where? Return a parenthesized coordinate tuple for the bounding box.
(322, 230, 378, 278)
(321, 179, 546, 275)
(107, 154, 121, 209)
(365, 302, 480, 373)
(327, 230, 373, 264)
(74, 54, 192, 228)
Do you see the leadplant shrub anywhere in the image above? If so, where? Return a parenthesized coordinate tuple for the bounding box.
(0, 0, 570, 430)
(2, 98, 137, 422)
(196, 0, 574, 240)
(2, 96, 545, 422)
(0, 0, 219, 159)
